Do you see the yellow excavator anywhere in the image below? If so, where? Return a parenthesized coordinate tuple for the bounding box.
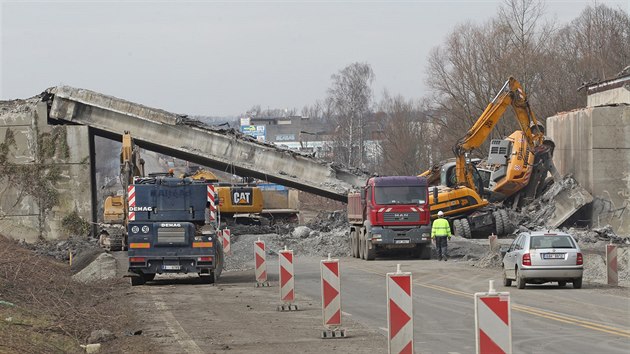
(184, 169, 265, 225)
(99, 131, 145, 251)
(420, 77, 556, 237)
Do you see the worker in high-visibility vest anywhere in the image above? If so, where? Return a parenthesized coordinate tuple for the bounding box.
(431, 211, 452, 261)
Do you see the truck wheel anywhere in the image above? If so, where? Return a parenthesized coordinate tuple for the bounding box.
(351, 229, 358, 258)
(364, 238, 376, 261)
(493, 210, 505, 236)
(200, 272, 216, 284)
(417, 244, 431, 260)
(358, 231, 365, 260)
(461, 219, 472, 239)
(130, 275, 145, 286)
(452, 219, 463, 237)
(499, 209, 513, 234)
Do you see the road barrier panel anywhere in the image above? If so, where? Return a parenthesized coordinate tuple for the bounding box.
(255, 238, 270, 287)
(387, 264, 413, 354)
(278, 246, 298, 311)
(474, 280, 512, 354)
(207, 185, 216, 221)
(607, 244, 618, 286)
(222, 228, 231, 255)
(321, 254, 345, 339)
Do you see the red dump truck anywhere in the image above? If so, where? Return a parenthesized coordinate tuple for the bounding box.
(348, 176, 432, 261)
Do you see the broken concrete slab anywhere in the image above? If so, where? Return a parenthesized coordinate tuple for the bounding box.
(546, 181, 594, 228)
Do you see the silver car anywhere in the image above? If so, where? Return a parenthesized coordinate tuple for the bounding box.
(502, 231, 584, 289)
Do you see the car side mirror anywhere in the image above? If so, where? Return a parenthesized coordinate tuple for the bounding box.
(499, 245, 510, 258)
(433, 186, 438, 204)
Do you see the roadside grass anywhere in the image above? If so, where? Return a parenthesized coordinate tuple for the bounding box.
(0, 235, 146, 354)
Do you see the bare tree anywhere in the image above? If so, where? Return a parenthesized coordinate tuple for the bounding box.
(326, 62, 375, 169)
(375, 93, 443, 175)
(426, 0, 559, 157)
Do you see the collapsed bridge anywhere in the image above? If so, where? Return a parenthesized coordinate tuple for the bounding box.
(44, 86, 368, 202)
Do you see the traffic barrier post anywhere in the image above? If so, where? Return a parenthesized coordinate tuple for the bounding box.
(474, 280, 512, 354)
(222, 228, 231, 255)
(254, 238, 269, 287)
(321, 254, 345, 338)
(386, 264, 413, 354)
(607, 244, 618, 286)
(278, 246, 297, 311)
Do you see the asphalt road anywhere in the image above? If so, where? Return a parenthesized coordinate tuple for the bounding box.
(277, 256, 630, 354)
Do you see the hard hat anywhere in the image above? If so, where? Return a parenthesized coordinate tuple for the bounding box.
(437, 211, 444, 217)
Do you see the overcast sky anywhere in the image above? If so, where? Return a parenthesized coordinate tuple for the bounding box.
(1, 0, 628, 117)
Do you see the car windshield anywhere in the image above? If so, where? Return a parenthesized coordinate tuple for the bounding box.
(529, 235, 576, 249)
(374, 186, 426, 205)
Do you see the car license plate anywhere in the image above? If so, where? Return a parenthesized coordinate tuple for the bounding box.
(395, 239, 410, 244)
(163, 264, 181, 270)
(543, 253, 565, 259)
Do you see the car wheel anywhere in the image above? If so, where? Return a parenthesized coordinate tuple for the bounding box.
(503, 270, 512, 287)
(516, 268, 526, 289)
(573, 277, 582, 289)
(558, 281, 566, 287)
(142, 273, 156, 282)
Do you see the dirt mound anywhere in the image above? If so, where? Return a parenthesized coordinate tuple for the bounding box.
(20, 235, 102, 265)
(224, 210, 350, 271)
(0, 235, 150, 353)
(72, 253, 118, 283)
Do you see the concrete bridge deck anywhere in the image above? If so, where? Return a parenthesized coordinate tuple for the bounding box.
(44, 86, 368, 201)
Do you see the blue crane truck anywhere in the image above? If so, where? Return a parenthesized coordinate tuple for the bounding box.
(126, 176, 223, 285)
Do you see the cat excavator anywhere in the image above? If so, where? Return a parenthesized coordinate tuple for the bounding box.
(183, 168, 265, 225)
(420, 77, 557, 237)
(99, 131, 145, 251)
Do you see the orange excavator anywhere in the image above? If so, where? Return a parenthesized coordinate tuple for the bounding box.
(420, 77, 557, 237)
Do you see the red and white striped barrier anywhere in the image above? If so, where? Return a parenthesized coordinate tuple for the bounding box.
(207, 185, 216, 221)
(607, 244, 618, 286)
(127, 185, 136, 221)
(254, 238, 269, 287)
(387, 264, 413, 354)
(475, 280, 512, 354)
(321, 254, 345, 338)
(222, 228, 231, 255)
(278, 246, 297, 311)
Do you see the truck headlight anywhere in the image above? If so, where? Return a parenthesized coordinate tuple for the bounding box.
(422, 233, 430, 239)
(372, 234, 382, 242)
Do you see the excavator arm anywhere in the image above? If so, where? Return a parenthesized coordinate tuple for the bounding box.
(454, 77, 545, 189)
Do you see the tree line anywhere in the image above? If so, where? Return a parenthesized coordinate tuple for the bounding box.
(254, 1, 630, 176)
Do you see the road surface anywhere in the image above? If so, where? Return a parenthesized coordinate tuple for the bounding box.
(129, 254, 629, 353)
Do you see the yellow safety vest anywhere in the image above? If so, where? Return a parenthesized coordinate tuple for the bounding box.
(431, 218, 451, 238)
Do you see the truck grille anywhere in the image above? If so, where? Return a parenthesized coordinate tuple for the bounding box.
(383, 212, 419, 222)
(157, 227, 186, 244)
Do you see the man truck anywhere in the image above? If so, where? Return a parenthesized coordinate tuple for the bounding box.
(348, 176, 432, 261)
(126, 176, 224, 285)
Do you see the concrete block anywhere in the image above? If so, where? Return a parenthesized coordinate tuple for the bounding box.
(0, 126, 37, 164)
(0, 216, 40, 243)
(591, 106, 630, 149)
